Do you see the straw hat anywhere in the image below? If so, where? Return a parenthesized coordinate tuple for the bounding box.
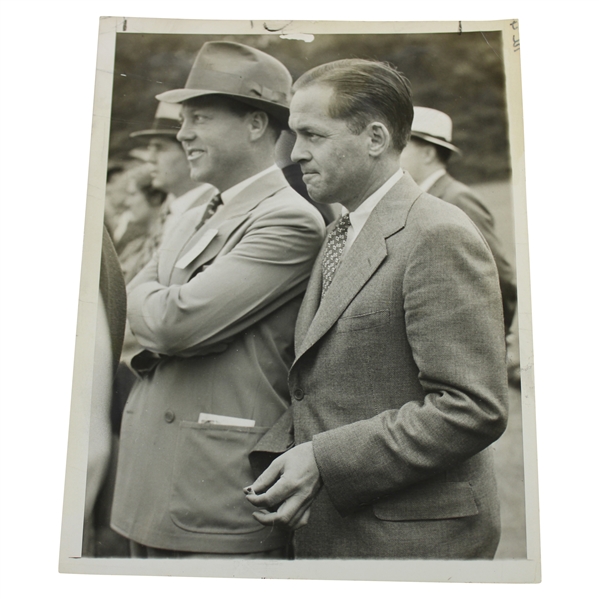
(410, 107, 461, 154)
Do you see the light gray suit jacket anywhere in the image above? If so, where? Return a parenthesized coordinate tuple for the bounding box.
(253, 173, 509, 559)
(428, 173, 517, 331)
(111, 168, 325, 554)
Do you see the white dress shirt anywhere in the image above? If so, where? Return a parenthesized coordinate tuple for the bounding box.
(342, 168, 404, 253)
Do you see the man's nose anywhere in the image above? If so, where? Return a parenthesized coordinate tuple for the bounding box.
(146, 147, 158, 164)
(177, 121, 194, 143)
(290, 139, 309, 163)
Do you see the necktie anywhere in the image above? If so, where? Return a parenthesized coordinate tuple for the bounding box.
(196, 193, 223, 230)
(321, 213, 351, 296)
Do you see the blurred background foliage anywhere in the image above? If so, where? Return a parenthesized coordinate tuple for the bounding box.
(111, 31, 510, 184)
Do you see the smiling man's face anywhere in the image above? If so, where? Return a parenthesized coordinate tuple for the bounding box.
(177, 97, 251, 191)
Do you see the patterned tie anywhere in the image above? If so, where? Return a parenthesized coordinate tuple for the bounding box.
(321, 213, 351, 296)
(196, 193, 223, 230)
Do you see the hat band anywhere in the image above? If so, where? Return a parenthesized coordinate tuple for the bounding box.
(186, 67, 288, 105)
(152, 118, 180, 133)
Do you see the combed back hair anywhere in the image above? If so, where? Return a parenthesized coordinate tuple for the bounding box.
(293, 59, 414, 152)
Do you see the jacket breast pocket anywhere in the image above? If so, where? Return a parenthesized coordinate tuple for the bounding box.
(169, 422, 269, 534)
(373, 481, 479, 521)
(336, 309, 390, 333)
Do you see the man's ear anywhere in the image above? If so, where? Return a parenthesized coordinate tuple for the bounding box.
(366, 122, 392, 157)
(421, 143, 438, 165)
(248, 111, 270, 141)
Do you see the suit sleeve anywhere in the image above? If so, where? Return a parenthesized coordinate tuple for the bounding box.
(126, 203, 325, 357)
(448, 186, 518, 331)
(311, 218, 509, 515)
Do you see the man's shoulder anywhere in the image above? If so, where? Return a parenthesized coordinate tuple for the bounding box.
(249, 184, 326, 230)
(404, 189, 486, 243)
(431, 173, 482, 204)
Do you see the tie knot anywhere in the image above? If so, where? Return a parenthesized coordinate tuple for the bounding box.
(207, 193, 223, 211)
(336, 213, 351, 231)
(196, 193, 223, 229)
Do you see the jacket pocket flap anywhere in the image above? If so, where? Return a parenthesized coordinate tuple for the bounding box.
(336, 309, 389, 332)
(373, 481, 478, 521)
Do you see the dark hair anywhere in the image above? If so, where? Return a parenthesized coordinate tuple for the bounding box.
(186, 94, 283, 141)
(293, 59, 413, 152)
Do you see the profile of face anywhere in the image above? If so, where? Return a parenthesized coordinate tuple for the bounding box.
(289, 84, 372, 206)
(146, 137, 191, 194)
(176, 97, 252, 190)
(398, 139, 429, 184)
(106, 170, 130, 215)
(124, 166, 162, 226)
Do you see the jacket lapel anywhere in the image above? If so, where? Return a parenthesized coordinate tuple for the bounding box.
(295, 173, 424, 360)
(163, 169, 289, 283)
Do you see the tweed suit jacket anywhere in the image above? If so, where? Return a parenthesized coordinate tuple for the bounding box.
(253, 172, 509, 559)
(428, 173, 517, 331)
(111, 168, 325, 554)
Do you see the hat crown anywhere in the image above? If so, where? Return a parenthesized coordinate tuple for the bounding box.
(412, 107, 453, 143)
(156, 42, 292, 126)
(185, 42, 292, 105)
(154, 101, 182, 121)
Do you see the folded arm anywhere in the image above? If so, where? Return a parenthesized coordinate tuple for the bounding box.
(127, 206, 324, 357)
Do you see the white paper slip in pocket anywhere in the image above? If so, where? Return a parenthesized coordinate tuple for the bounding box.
(175, 228, 219, 270)
(198, 412, 256, 427)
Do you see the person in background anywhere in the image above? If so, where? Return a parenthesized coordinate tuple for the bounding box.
(399, 107, 517, 332)
(246, 59, 509, 560)
(117, 163, 167, 284)
(128, 101, 216, 271)
(104, 160, 138, 242)
(110, 41, 325, 558)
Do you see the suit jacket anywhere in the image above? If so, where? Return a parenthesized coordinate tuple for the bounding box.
(253, 173, 509, 559)
(428, 173, 517, 331)
(111, 168, 325, 554)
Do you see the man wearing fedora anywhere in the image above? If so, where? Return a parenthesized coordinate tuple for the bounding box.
(130, 101, 216, 265)
(110, 41, 325, 557)
(400, 107, 517, 332)
(245, 59, 508, 559)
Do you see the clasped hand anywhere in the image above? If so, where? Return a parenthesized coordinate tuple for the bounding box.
(244, 441, 322, 530)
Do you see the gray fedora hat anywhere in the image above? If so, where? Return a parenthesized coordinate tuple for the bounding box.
(156, 42, 292, 126)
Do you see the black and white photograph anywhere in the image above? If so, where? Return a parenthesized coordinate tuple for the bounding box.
(52, 16, 542, 582)
(4, 2, 598, 597)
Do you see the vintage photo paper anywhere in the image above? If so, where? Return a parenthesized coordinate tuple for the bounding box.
(59, 16, 539, 582)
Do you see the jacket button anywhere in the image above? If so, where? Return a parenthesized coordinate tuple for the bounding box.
(164, 410, 175, 423)
(293, 388, 304, 401)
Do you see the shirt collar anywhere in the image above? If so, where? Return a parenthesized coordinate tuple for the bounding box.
(341, 168, 404, 232)
(170, 183, 215, 216)
(220, 164, 279, 205)
(418, 168, 446, 193)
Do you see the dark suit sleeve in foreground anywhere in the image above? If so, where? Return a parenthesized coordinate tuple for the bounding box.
(311, 216, 509, 516)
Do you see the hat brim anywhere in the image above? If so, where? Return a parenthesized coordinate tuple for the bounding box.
(130, 129, 179, 139)
(411, 131, 461, 154)
(156, 89, 290, 127)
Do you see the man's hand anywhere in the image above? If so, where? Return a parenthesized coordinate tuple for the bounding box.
(244, 441, 322, 530)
